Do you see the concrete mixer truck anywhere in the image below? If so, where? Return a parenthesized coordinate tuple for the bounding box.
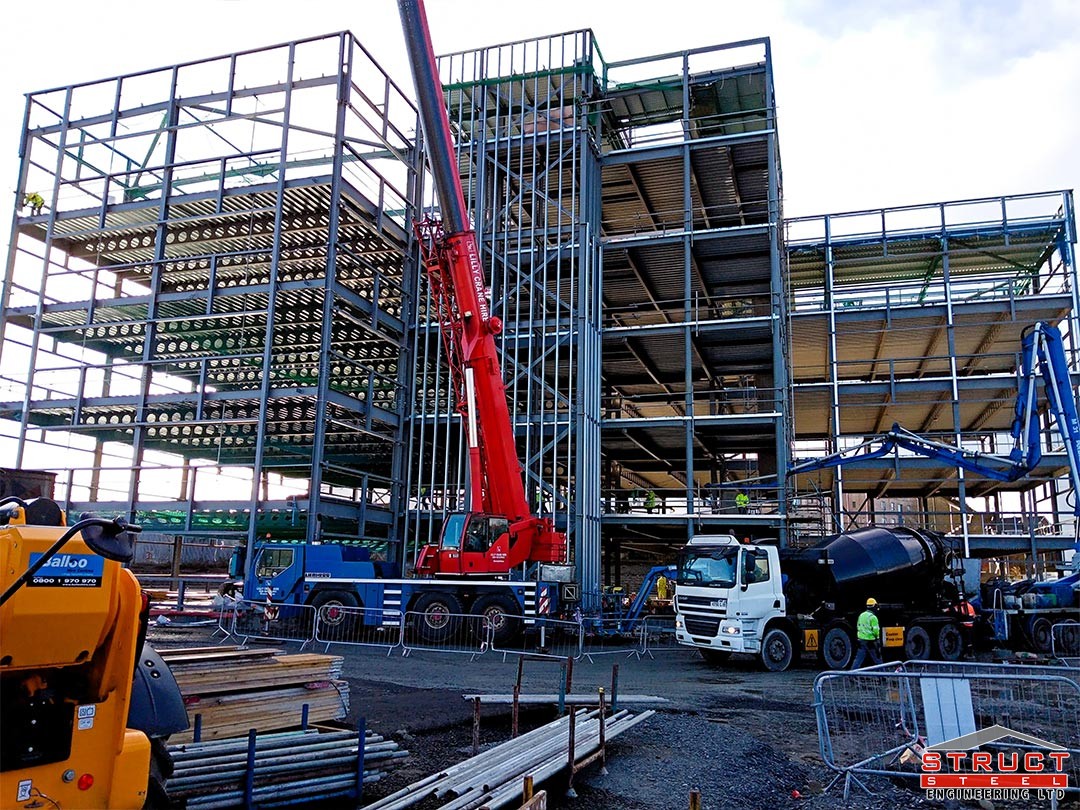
(673, 526, 971, 670)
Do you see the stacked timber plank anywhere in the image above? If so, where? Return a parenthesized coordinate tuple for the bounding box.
(160, 646, 349, 742)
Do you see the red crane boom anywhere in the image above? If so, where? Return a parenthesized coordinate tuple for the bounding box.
(398, 0, 566, 576)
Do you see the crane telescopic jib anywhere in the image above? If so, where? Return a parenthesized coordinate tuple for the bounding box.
(397, 0, 567, 577)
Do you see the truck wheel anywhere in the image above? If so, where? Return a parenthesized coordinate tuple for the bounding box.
(471, 594, 522, 647)
(412, 592, 463, 644)
(821, 626, 853, 670)
(1028, 617, 1053, 654)
(311, 590, 360, 641)
(904, 625, 931, 660)
(935, 623, 963, 661)
(700, 649, 732, 665)
(761, 628, 794, 672)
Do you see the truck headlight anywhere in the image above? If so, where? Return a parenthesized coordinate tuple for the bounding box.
(722, 624, 740, 635)
(675, 617, 683, 629)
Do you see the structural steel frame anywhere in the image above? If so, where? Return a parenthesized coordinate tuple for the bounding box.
(787, 190, 1079, 555)
(0, 32, 419, 562)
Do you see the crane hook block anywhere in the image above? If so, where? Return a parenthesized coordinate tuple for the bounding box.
(488, 316, 503, 335)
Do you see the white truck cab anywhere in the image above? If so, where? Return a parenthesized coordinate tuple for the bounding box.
(674, 535, 794, 670)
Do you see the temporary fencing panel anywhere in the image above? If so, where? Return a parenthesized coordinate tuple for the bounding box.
(491, 616, 584, 660)
(640, 616, 694, 659)
(402, 610, 489, 657)
(315, 605, 403, 654)
(580, 619, 645, 661)
(814, 660, 1080, 799)
(231, 598, 317, 647)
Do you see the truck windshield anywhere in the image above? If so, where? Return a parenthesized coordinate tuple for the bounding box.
(677, 547, 739, 588)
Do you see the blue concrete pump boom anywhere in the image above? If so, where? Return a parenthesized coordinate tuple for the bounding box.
(791, 322, 1080, 516)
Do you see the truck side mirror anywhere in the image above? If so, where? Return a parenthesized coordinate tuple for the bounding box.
(81, 518, 140, 563)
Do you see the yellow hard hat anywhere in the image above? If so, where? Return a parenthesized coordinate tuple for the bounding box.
(866, 598, 878, 607)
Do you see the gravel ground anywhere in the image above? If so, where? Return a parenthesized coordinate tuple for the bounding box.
(150, 625, 1075, 810)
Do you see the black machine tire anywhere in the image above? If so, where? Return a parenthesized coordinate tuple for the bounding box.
(1029, 616, 1053, 654)
(821, 625, 854, 670)
(935, 622, 964, 661)
(699, 648, 732, 665)
(904, 625, 932, 660)
(310, 590, 361, 640)
(760, 627, 794, 672)
(1060, 622, 1080, 657)
(412, 592, 464, 644)
(471, 593, 522, 646)
(143, 737, 174, 809)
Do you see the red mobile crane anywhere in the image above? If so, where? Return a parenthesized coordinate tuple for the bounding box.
(398, 0, 566, 577)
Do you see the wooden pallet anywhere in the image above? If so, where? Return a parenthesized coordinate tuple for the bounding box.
(161, 645, 349, 742)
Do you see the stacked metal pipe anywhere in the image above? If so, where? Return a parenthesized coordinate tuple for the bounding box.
(366, 708, 654, 810)
(167, 728, 408, 809)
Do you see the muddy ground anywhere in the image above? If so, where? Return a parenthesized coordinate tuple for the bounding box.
(150, 625, 1071, 810)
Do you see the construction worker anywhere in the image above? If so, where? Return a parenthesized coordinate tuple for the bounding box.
(23, 191, 45, 216)
(851, 597, 883, 668)
(644, 489, 658, 513)
(735, 490, 750, 513)
(656, 574, 669, 600)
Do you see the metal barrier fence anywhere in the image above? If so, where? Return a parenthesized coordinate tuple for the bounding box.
(230, 598, 317, 648)
(491, 617, 584, 660)
(814, 660, 1080, 800)
(401, 610, 489, 657)
(315, 605, 403, 655)
(581, 619, 645, 662)
(640, 616, 695, 659)
(1052, 621, 1080, 667)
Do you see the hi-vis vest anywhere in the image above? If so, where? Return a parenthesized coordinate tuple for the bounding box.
(857, 609, 880, 641)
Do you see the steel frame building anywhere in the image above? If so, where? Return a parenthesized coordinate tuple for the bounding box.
(787, 192, 1079, 558)
(1, 32, 418, 555)
(408, 33, 787, 593)
(2, 28, 1076, 591)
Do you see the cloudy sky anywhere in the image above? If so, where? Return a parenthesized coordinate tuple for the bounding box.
(0, 0, 1077, 228)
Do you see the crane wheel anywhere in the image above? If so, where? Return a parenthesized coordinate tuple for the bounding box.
(471, 594, 522, 647)
(904, 625, 931, 660)
(311, 590, 361, 641)
(412, 592, 463, 644)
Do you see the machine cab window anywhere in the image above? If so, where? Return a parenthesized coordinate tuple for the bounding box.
(461, 515, 509, 553)
(440, 513, 466, 550)
(741, 548, 771, 585)
(255, 547, 295, 579)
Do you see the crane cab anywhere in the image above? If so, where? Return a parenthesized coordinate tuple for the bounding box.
(415, 512, 512, 576)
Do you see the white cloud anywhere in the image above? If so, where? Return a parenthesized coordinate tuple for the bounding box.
(0, 1, 1075, 229)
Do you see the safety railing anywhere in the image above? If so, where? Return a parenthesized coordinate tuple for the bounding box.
(491, 617, 585, 661)
(314, 605, 403, 655)
(401, 610, 489, 658)
(814, 660, 1080, 800)
(1052, 621, 1080, 668)
(230, 598, 317, 648)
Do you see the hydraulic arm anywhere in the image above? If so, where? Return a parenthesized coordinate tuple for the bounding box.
(398, 0, 566, 576)
(792, 322, 1080, 515)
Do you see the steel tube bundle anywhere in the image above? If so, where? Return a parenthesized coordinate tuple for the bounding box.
(167, 727, 408, 808)
(365, 709, 653, 810)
